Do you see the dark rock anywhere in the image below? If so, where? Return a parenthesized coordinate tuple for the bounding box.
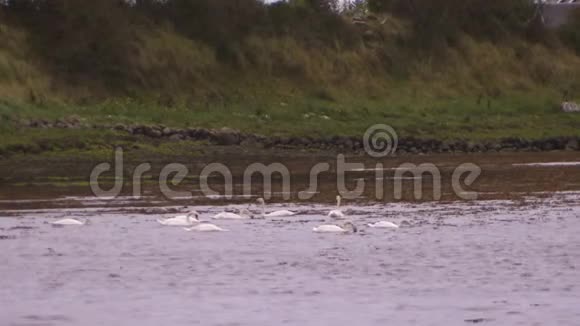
(64, 115, 82, 126)
(566, 138, 579, 150)
(321, 136, 333, 146)
(270, 136, 282, 146)
(473, 143, 485, 152)
(186, 128, 198, 138)
(541, 141, 555, 151)
(279, 137, 292, 146)
(114, 123, 127, 132)
(197, 128, 212, 139)
(130, 125, 142, 134)
(237, 133, 248, 143)
(343, 138, 354, 149)
(555, 137, 568, 150)
(291, 137, 307, 146)
(263, 140, 275, 148)
(456, 140, 468, 152)
(177, 129, 188, 137)
(441, 141, 452, 152)
(188, 128, 211, 140)
(240, 137, 264, 148)
(54, 119, 69, 128)
(212, 127, 241, 146)
(352, 139, 362, 150)
(143, 126, 162, 138)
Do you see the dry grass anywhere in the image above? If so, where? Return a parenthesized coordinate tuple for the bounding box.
(1, 9, 580, 104)
(0, 23, 51, 102)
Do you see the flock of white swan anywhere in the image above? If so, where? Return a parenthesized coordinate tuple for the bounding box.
(50, 196, 400, 233)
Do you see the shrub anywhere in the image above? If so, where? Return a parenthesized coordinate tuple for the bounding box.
(266, 1, 360, 47)
(4, 0, 138, 88)
(150, 0, 265, 46)
(559, 9, 580, 54)
(368, 0, 535, 49)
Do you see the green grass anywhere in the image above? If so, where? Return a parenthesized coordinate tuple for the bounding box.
(0, 87, 579, 159)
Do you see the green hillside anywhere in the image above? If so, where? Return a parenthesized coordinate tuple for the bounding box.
(1, 0, 580, 155)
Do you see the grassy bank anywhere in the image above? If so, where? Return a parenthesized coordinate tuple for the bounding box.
(1, 1, 580, 157)
(1, 90, 579, 157)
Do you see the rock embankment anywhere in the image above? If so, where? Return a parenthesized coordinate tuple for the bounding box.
(18, 117, 580, 154)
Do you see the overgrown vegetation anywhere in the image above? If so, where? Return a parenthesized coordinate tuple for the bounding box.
(559, 9, 580, 55)
(369, 0, 539, 50)
(0, 0, 580, 148)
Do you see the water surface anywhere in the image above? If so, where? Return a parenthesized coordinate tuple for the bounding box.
(1, 192, 579, 325)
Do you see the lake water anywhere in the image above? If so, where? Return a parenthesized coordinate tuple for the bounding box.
(1, 190, 580, 326)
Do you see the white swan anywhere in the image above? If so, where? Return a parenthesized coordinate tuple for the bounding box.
(313, 222, 357, 233)
(51, 218, 86, 226)
(212, 208, 252, 220)
(157, 211, 199, 226)
(256, 198, 296, 217)
(328, 195, 345, 219)
(368, 221, 399, 229)
(183, 223, 227, 232)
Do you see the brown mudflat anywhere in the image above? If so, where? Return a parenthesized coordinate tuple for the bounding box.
(0, 150, 578, 211)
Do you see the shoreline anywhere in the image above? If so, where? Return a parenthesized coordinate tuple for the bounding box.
(1, 149, 579, 210)
(2, 118, 579, 158)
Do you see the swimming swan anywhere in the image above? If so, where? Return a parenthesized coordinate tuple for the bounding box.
(313, 222, 357, 233)
(256, 198, 296, 217)
(212, 208, 252, 220)
(368, 221, 399, 229)
(183, 223, 227, 232)
(51, 218, 86, 226)
(328, 195, 345, 219)
(157, 211, 199, 226)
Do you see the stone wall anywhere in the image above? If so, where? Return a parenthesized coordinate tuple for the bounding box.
(16, 117, 580, 155)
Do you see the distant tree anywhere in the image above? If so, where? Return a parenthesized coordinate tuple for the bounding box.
(6, 0, 137, 86)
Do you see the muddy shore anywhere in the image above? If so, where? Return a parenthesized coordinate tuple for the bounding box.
(1, 148, 579, 210)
